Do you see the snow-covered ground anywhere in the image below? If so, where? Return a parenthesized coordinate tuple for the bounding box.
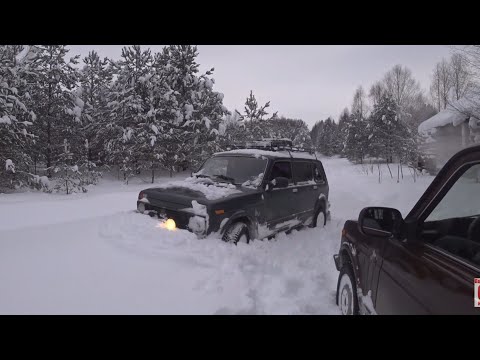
(0, 157, 434, 314)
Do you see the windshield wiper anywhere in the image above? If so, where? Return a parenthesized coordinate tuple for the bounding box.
(212, 174, 235, 183)
(195, 174, 211, 179)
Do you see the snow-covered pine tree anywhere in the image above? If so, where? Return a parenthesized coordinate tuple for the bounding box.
(235, 90, 277, 141)
(26, 46, 80, 178)
(0, 45, 37, 190)
(78, 51, 113, 165)
(219, 111, 243, 149)
(103, 46, 154, 183)
(154, 45, 228, 174)
(292, 123, 313, 149)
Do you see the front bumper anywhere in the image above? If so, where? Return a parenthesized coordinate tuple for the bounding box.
(137, 201, 207, 235)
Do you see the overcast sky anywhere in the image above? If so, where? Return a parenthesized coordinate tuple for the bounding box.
(68, 45, 452, 128)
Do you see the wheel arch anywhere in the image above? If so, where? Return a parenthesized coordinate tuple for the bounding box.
(338, 243, 361, 291)
(220, 211, 256, 239)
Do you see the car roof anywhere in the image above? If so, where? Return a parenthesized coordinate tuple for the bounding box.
(213, 148, 319, 161)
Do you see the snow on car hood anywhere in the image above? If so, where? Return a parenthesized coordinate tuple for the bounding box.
(151, 176, 242, 201)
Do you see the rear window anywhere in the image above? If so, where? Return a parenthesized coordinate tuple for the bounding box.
(293, 162, 314, 183)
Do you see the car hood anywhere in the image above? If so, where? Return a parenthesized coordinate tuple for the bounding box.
(142, 177, 250, 207)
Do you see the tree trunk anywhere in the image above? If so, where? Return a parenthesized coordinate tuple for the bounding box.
(151, 168, 155, 184)
(65, 169, 69, 195)
(46, 119, 52, 177)
(387, 163, 393, 178)
(397, 164, 400, 183)
(378, 163, 381, 184)
(169, 168, 173, 178)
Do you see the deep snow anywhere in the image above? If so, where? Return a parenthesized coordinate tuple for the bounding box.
(0, 157, 433, 314)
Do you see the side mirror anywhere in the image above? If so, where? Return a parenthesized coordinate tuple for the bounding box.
(270, 176, 289, 189)
(358, 207, 404, 238)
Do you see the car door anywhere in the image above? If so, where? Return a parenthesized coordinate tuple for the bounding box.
(291, 161, 316, 222)
(263, 160, 296, 229)
(375, 159, 480, 315)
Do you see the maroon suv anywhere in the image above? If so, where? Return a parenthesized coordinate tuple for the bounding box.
(334, 145, 480, 315)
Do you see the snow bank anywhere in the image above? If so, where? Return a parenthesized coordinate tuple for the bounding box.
(0, 157, 434, 314)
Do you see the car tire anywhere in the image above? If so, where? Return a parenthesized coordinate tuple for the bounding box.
(222, 222, 250, 245)
(312, 207, 327, 228)
(336, 264, 359, 315)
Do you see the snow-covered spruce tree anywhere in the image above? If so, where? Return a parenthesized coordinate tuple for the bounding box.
(52, 139, 86, 194)
(350, 110, 369, 163)
(343, 111, 368, 163)
(367, 94, 408, 163)
(154, 45, 228, 174)
(0, 45, 38, 190)
(26, 46, 80, 178)
(336, 108, 350, 156)
(103, 46, 155, 183)
(310, 120, 322, 150)
(317, 117, 337, 156)
(343, 115, 357, 161)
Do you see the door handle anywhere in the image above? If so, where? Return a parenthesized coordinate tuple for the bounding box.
(292, 188, 298, 193)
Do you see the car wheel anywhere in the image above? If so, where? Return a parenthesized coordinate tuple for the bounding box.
(336, 264, 359, 315)
(222, 222, 250, 245)
(312, 207, 326, 228)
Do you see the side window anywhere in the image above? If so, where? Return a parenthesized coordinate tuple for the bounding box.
(269, 161, 293, 184)
(292, 162, 314, 184)
(314, 162, 325, 182)
(422, 163, 480, 267)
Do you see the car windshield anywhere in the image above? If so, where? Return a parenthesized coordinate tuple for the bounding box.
(195, 156, 267, 185)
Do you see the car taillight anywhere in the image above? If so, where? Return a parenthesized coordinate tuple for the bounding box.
(138, 191, 145, 200)
(341, 228, 346, 237)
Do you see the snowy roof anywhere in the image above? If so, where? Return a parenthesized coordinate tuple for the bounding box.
(214, 148, 317, 160)
(418, 97, 478, 133)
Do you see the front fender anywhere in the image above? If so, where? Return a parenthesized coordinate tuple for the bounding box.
(337, 231, 362, 292)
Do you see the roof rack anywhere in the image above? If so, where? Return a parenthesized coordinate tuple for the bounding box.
(225, 139, 317, 157)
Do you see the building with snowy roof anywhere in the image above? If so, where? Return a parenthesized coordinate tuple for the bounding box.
(418, 97, 480, 171)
